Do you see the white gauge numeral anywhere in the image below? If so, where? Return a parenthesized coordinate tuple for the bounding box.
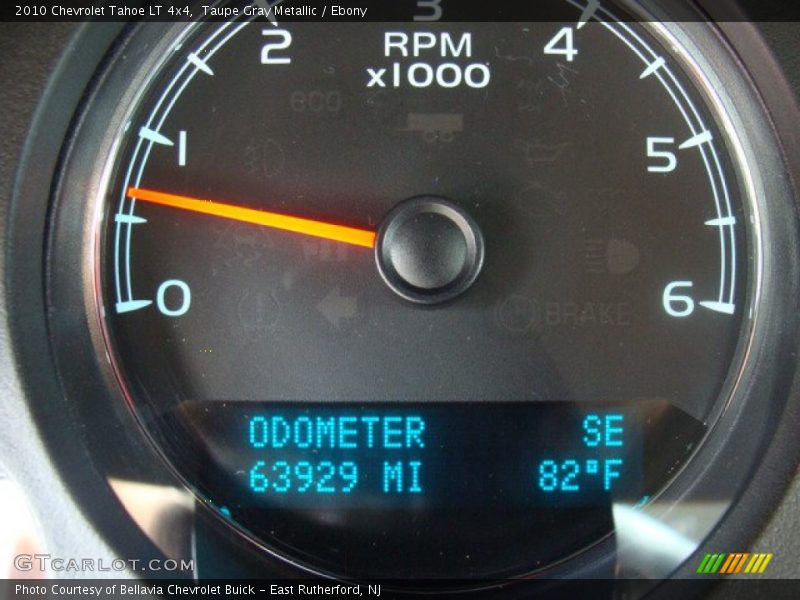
(414, 0, 442, 21)
(261, 29, 292, 65)
(647, 137, 677, 173)
(157, 280, 192, 317)
(663, 281, 694, 317)
(544, 27, 578, 62)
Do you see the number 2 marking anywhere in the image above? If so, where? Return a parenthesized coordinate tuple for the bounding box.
(261, 29, 292, 64)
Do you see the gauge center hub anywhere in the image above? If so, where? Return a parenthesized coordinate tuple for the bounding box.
(375, 196, 485, 304)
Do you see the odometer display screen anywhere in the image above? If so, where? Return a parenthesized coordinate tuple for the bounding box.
(178, 402, 657, 508)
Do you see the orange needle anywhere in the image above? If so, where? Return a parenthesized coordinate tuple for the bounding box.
(127, 186, 376, 249)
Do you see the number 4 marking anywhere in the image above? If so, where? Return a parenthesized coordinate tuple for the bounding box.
(544, 27, 578, 62)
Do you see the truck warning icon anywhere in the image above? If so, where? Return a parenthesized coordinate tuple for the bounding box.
(402, 113, 464, 143)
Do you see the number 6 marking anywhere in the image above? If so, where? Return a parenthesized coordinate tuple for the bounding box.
(663, 281, 694, 317)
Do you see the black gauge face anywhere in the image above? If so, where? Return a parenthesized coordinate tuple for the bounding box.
(97, 3, 752, 580)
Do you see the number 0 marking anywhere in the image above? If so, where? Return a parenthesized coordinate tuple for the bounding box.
(157, 280, 191, 316)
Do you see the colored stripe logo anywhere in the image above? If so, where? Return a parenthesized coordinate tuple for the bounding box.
(696, 552, 773, 574)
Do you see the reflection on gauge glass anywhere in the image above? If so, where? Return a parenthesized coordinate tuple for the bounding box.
(96, 2, 754, 580)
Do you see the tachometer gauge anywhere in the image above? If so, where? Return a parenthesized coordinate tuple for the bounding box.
(38, 0, 800, 585)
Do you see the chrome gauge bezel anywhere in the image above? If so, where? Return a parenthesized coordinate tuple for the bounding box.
(63, 17, 781, 579)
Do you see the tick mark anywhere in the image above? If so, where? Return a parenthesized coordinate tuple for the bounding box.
(188, 52, 214, 75)
(679, 130, 713, 149)
(138, 127, 173, 146)
(704, 216, 736, 226)
(699, 301, 735, 315)
(639, 56, 665, 79)
(577, 0, 600, 29)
